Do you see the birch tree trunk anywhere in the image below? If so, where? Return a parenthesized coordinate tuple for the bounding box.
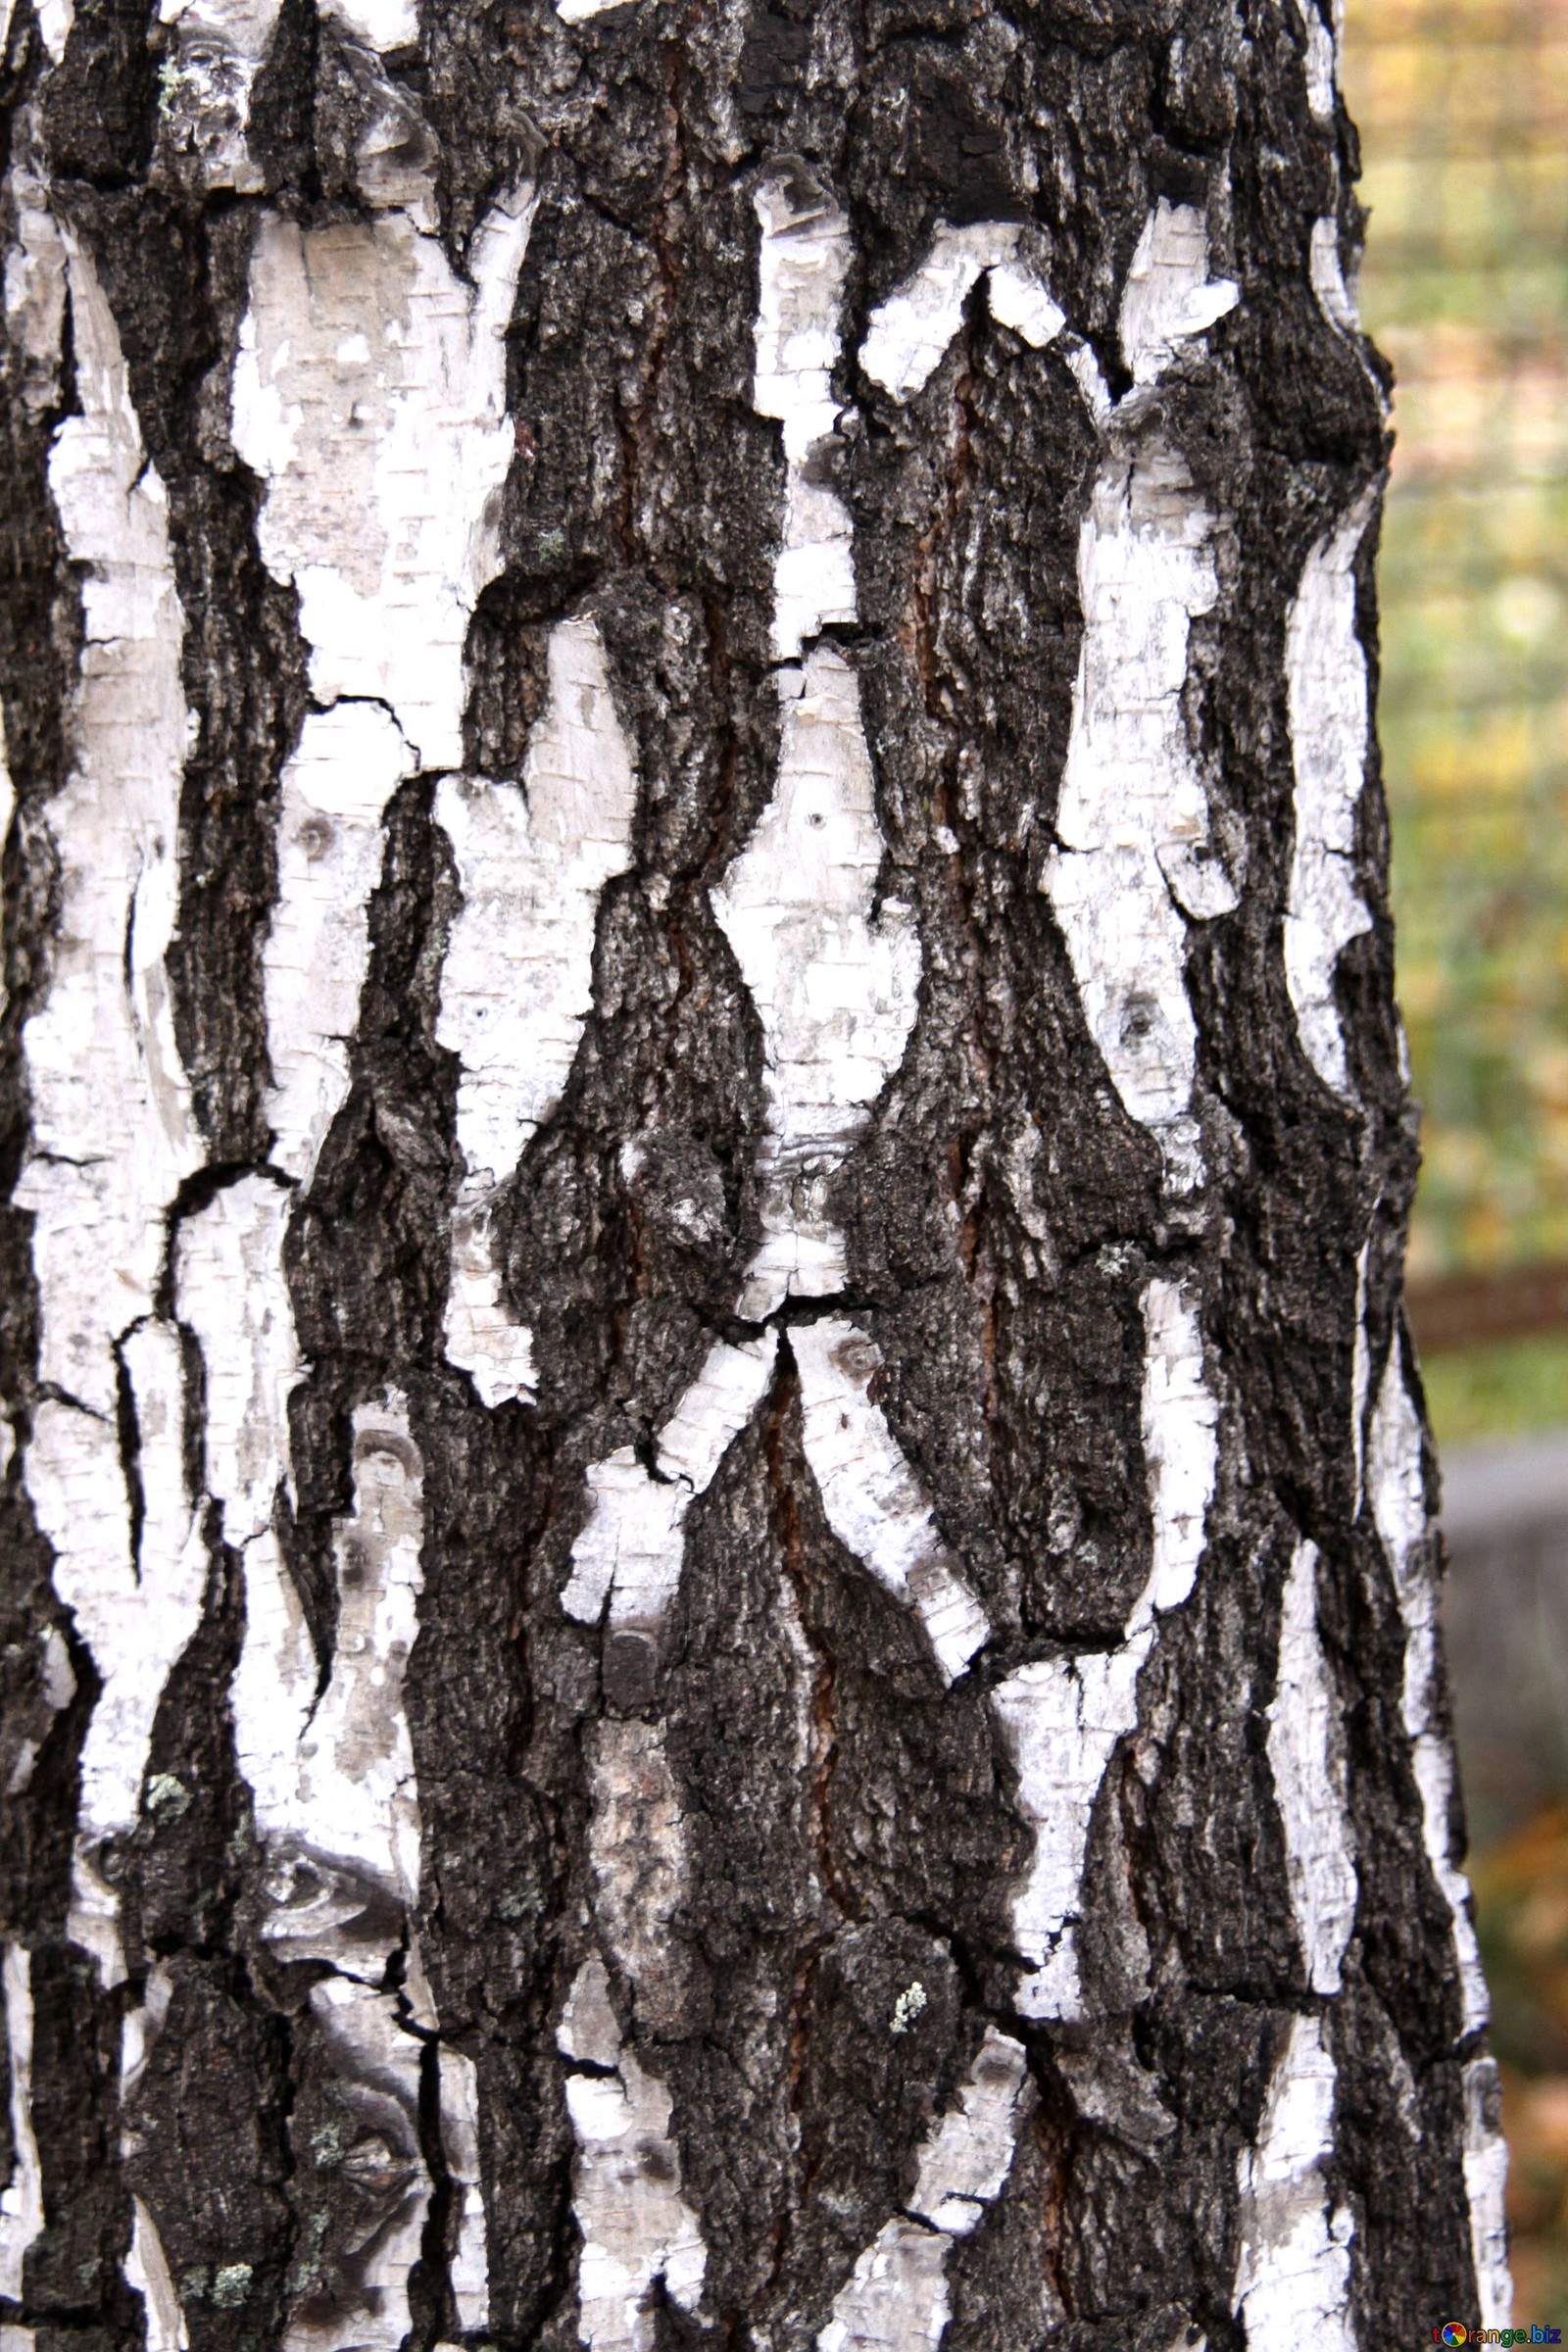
(0, 0, 1512, 2343)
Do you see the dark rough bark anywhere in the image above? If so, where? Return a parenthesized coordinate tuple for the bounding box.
(0, 0, 1499, 2346)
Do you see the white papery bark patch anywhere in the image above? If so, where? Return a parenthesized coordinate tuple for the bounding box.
(561, 1336, 777, 1636)
(860, 221, 1065, 404)
(1045, 205, 1240, 1197)
(12, 236, 207, 1984)
(232, 189, 534, 775)
(29, 0, 71, 60)
(1, 157, 66, 422)
(1294, 0, 1340, 124)
(1133, 1277, 1224, 1631)
(906, 2029, 1032, 2231)
(854, 204, 1105, 420)
(1234, 1535, 1359, 2339)
(1309, 219, 1359, 336)
(752, 171, 856, 662)
(439, 2050, 491, 2334)
(248, 1394, 424, 1933)
(1117, 204, 1241, 388)
(791, 1317, 988, 1682)
(1233, 2014, 1355, 2348)
(558, 1956, 707, 2352)
(124, 2198, 189, 2352)
(329, 0, 418, 47)
(176, 1171, 298, 1549)
(0, 1947, 43, 2302)
(21, 232, 198, 1377)
(1266, 1541, 1357, 1994)
(1368, 1353, 1490, 2037)
(992, 1642, 1152, 2025)
(263, 701, 415, 1181)
(1370, 1316, 1509, 2321)
(819, 2221, 951, 2352)
(1284, 495, 1375, 1098)
(722, 170, 923, 1313)
(1464, 2057, 1513, 2328)
(436, 615, 639, 1406)
(816, 2028, 1030, 2352)
(1045, 445, 1227, 1189)
(714, 647, 921, 1317)
(993, 1278, 1216, 2023)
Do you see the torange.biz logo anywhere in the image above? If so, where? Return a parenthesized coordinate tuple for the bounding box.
(1433, 2328, 1563, 2345)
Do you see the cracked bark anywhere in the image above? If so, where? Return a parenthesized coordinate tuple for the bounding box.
(0, 0, 1507, 2346)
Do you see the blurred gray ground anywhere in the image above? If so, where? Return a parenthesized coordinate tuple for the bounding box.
(1445, 1431, 1568, 1848)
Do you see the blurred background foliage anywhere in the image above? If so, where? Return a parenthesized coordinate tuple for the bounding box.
(1475, 1813, 1568, 2313)
(1344, 0, 1568, 2312)
(1349, 0, 1568, 1291)
(1424, 1330, 1568, 1442)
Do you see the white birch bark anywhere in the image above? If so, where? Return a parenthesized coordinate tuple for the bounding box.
(1042, 202, 1239, 1198)
(144, 145, 533, 2349)
(1283, 493, 1376, 1099)
(15, 231, 206, 1984)
(1233, 2014, 1354, 2348)
(0, 13, 1496, 2336)
(1369, 1351, 1509, 2325)
(993, 1277, 1217, 2026)
(0, 1950, 42, 2304)
(435, 614, 639, 1406)
(1233, 1543, 1358, 2344)
(815, 2030, 1031, 2352)
(557, 1955, 707, 2352)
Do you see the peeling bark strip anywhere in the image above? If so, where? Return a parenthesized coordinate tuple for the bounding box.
(993, 1276, 1217, 2025)
(1233, 1543, 1357, 2345)
(0, 0, 1499, 2344)
(436, 613, 639, 1406)
(0, 1949, 43, 2300)
(15, 230, 206, 1985)
(1369, 1348, 1510, 2323)
(1233, 2014, 1354, 2348)
(816, 2028, 1031, 2351)
(232, 194, 534, 776)
(1284, 491, 1376, 1099)
(791, 1318, 987, 1683)
(1043, 202, 1239, 1200)
(558, 1954, 706, 2350)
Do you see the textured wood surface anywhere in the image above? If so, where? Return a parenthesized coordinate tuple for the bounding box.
(0, 0, 1504, 2343)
